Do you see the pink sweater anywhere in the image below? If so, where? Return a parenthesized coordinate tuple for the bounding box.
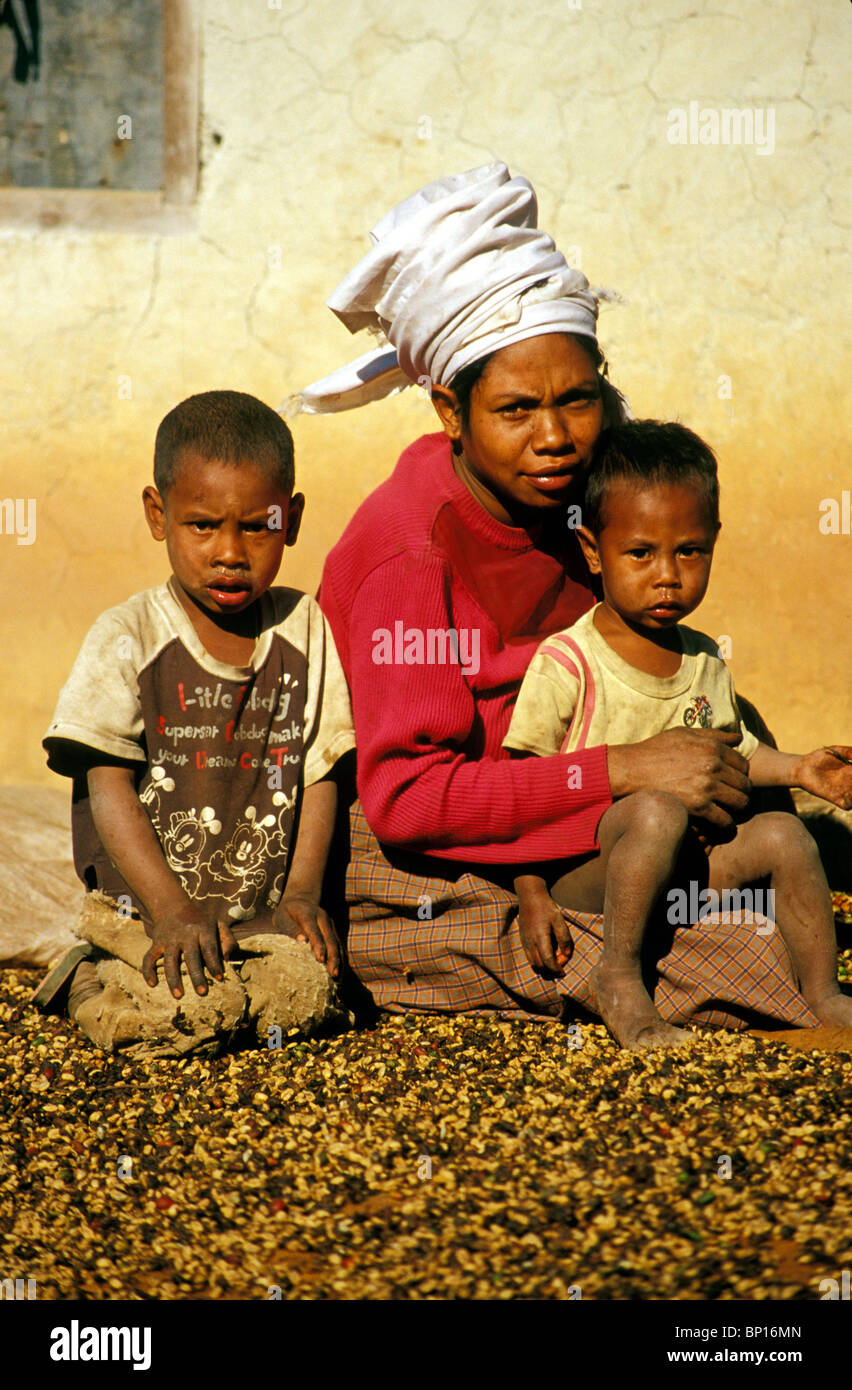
(318, 432, 613, 863)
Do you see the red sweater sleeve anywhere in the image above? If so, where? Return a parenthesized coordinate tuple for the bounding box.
(344, 550, 612, 864)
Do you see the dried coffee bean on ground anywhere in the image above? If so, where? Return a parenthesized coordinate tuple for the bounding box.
(1, 898, 850, 1301)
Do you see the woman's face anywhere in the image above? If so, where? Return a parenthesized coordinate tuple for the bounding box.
(434, 333, 605, 525)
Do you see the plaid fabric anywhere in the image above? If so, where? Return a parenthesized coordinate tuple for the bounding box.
(346, 801, 819, 1031)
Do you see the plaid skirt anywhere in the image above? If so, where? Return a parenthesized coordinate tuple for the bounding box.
(345, 801, 819, 1031)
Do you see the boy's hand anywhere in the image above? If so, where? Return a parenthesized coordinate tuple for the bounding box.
(85, 766, 238, 998)
(142, 903, 237, 999)
(273, 893, 342, 980)
(688, 818, 736, 856)
(517, 889, 573, 976)
(793, 746, 852, 810)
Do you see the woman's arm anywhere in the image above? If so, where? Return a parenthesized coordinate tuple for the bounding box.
(336, 555, 750, 863)
(344, 555, 611, 861)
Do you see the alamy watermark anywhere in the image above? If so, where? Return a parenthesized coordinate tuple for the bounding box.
(667, 102, 775, 156)
(667, 883, 775, 931)
(0, 1276, 36, 1299)
(818, 491, 851, 535)
(819, 1270, 851, 1300)
(372, 622, 480, 676)
(0, 497, 36, 546)
(50, 1320, 151, 1370)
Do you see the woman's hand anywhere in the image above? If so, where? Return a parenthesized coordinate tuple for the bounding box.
(515, 875, 573, 976)
(606, 728, 751, 828)
(273, 893, 342, 980)
(793, 746, 852, 810)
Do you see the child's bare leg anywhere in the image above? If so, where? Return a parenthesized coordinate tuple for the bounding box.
(707, 813, 852, 1028)
(551, 790, 696, 1051)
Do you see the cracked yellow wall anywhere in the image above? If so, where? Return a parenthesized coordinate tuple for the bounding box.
(1, 0, 849, 785)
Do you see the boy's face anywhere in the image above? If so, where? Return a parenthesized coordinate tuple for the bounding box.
(142, 450, 303, 629)
(578, 480, 718, 632)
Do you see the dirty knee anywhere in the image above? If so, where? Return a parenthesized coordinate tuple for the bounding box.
(743, 811, 820, 865)
(622, 789, 690, 841)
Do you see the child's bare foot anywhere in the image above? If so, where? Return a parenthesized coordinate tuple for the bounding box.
(807, 991, 852, 1029)
(593, 961, 696, 1052)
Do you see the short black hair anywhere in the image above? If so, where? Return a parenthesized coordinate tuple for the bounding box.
(154, 391, 295, 496)
(584, 420, 720, 534)
(449, 333, 607, 428)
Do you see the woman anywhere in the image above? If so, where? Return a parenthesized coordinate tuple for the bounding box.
(293, 163, 818, 1033)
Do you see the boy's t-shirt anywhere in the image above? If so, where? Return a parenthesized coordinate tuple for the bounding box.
(43, 580, 355, 922)
(503, 605, 760, 761)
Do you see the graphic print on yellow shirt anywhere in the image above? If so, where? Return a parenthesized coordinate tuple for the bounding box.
(503, 605, 759, 762)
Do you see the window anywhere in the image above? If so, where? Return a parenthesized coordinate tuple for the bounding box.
(0, 0, 198, 230)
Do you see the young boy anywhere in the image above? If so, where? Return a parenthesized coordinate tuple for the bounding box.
(504, 420, 852, 1052)
(37, 390, 355, 1057)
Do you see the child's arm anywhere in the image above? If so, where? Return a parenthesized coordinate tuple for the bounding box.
(87, 764, 236, 999)
(514, 871, 573, 976)
(749, 742, 852, 809)
(273, 775, 342, 979)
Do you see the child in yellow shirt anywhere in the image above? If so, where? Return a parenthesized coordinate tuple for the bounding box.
(504, 420, 852, 1051)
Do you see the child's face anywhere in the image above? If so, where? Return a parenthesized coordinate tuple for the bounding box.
(142, 450, 303, 627)
(578, 480, 718, 631)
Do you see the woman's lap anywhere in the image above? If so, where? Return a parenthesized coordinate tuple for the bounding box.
(346, 801, 818, 1030)
(347, 801, 562, 1018)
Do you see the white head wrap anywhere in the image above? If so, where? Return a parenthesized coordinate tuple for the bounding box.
(288, 162, 629, 417)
